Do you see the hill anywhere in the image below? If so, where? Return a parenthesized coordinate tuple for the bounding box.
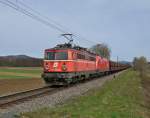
(0, 55, 42, 67)
(119, 61, 131, 65)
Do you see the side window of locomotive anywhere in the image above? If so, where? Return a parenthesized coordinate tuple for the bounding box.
(77, 53, 85, 60)
(72, 52, 77, 60)
(77, 53, 80, 59)
(89, 56, 96, 61)
(81, 54, 85, 59)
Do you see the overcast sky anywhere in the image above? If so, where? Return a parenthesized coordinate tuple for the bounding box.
(0, 0, 149, 61)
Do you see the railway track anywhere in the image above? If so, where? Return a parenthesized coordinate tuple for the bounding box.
(0, 85, 60, 108)
(0, 71, 125, 108)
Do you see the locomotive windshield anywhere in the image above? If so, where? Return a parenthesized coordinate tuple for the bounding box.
(45, 52, 68, 60)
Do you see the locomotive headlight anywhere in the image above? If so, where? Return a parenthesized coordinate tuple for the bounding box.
(45, 62, 49, 70)
(62, 63, 67, 71)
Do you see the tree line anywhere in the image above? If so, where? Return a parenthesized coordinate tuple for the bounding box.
(0, 55, 42, 67)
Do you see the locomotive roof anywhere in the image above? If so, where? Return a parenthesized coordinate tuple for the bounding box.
(45, 43, 96, 56)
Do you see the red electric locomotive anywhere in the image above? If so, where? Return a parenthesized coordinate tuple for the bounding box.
(42, 43, 110, 85)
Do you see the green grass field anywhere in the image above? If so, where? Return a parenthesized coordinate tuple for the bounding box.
(19, 70, 148, 118)
(0, 67, 42, 79)
(146, 65, 150, 77)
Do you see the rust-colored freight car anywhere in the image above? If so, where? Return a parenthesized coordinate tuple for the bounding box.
(109, 61, 129, 73)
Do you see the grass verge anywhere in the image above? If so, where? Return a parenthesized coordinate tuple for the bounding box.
(140, 65, 150, 117)
(18, 70, 148, 118)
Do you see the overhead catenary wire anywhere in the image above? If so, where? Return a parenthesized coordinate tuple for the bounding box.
(0, 0, 97, 45)
(0, 0, 68, 33)
(19, 0, 98, 45)
(19, 0, 98, 44)
(18, 0, 71, 33)
(1, 0, 97, 44)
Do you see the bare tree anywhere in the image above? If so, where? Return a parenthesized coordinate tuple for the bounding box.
(90, 43, 111, 59)
(133, 56, 147, 77)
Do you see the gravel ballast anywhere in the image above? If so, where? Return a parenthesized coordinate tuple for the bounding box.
(0, 72, 123, 118)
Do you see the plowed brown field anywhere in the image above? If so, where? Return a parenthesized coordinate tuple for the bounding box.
(0, 78, 45, 96)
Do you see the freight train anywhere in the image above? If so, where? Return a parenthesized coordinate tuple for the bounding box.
(42, 43, 130, 85)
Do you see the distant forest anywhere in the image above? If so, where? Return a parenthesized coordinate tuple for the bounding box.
(0, 55, 42, 67)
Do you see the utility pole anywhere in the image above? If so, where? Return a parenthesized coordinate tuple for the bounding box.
(117, 56, 119, 67)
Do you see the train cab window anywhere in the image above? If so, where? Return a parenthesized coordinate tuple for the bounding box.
(45, 52, 68, 60)
(55, 52, 68, 60)
(45, 52, 55, 60)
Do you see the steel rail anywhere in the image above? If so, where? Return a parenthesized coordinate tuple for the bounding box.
(0, 86, 58, 108)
